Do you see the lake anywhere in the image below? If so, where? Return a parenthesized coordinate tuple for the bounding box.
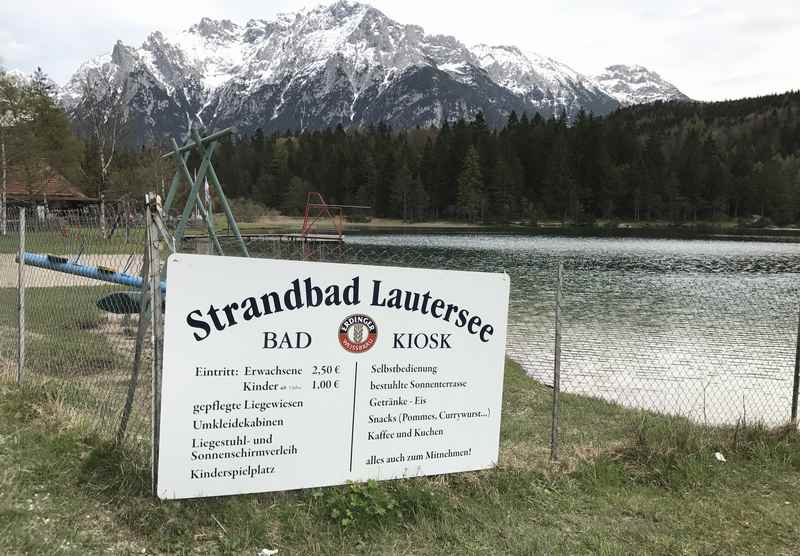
(325, 234, 799, 425)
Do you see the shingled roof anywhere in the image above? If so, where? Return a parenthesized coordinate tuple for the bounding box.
(5, 167, 94, 202)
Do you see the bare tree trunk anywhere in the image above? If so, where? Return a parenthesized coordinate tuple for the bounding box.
(124, 198, 129, 243)
(80, 72, 126, 237)
(99, 150, 107, 236)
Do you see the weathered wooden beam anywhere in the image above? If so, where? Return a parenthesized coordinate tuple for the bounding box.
(16, 207, 25, 384)
(116, 229, 152, 445)
(160, 127, 235, 159)
(190, 128, 249, 257)
(163, 149, 192, 215)
(172, 138, 218, 243)
(148, 202, 164, 497)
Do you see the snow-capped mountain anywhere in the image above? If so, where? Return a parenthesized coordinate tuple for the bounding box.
(472, 44, 618, 119)
(593, 64, 690, 106)
(61, 1, 688, 143)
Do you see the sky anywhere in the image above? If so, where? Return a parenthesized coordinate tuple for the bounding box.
(0, 0, 798, 101)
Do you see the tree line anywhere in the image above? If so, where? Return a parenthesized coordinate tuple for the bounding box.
(211, 93, 800, 225)
(0, 68, 81, 230)
(3, 65, 800, 226)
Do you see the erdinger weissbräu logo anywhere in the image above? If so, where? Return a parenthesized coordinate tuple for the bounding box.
(339, 314, 378, 353)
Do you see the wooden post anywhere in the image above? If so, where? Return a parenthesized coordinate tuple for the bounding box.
(116, 233, 151, 446)
(550, 262, 563, 462)
(147, 200, 164, 496)
(792, 306, 800, 425)
(16, 207, 25, 384)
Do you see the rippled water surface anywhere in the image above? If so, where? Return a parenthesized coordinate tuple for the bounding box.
(337, 234, 800, 424)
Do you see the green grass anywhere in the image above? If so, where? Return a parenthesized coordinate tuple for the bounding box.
(0, 228, 146, 255)
(0, 286, 127, 377)
(2, 361, 800, 554)
(0, 285, 148, 445)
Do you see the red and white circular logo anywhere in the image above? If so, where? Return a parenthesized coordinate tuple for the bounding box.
(339, 314, 378, 353)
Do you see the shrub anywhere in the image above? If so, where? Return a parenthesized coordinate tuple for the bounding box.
(228, 198, 272, 223)
(313, 479, 444, 530)
(345, 214, 371, 223)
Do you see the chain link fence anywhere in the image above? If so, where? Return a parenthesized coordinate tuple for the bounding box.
(549, 262, 797, 427)
(245, 236, 800, 428)
(278, 237, 800, 430)
(2, 216, 798, 463)
(0, 205, 153, 452)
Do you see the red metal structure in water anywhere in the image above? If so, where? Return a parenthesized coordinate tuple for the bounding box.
(301, 192, 345, 240)
(300, 192, 370, 240)
(299, 192, 369, 259)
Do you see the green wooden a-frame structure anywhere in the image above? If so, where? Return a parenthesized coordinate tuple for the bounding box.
(118, 127, 251, 461)
(161, 127, 249, 257)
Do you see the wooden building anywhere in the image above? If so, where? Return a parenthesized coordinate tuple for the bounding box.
(5, 167, 95, 213)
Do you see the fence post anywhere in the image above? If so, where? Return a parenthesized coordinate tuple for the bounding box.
(792, 307, 800, 425)
(16, 207, 26, 385)
(550, 261, 563, 462)
(147, 199, 164, 496)
(116, 235, 151, 446)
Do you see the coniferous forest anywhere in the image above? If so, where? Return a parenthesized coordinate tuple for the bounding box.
(208, 91, 800, 225)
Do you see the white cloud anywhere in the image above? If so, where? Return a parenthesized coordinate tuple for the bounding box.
(1, 0, 797, 101)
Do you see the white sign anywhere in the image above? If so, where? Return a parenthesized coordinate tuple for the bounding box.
(157, 253, 510, 499)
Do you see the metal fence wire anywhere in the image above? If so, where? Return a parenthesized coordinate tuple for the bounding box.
(1, 213, 798, 464)
(0, 217, 21, 382)
(551, 262, 797, 427)
(1, 206, 153, 451)
(250, 237, 799, 429)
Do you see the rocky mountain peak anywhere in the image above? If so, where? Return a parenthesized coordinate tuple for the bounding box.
(188, 18, 240, 41)
(593, 64, 690, 105)
(110, 41, 138, 73)
(60, 2, 688, 143)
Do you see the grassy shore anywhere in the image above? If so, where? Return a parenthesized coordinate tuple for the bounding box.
(2, 360, 800, 555)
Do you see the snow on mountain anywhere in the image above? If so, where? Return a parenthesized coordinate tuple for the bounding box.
(59, 1, 687, 142)
(593, 64, 690, 106)
(471, 44, 617, 118)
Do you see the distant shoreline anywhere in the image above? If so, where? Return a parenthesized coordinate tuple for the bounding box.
(215, 216, 800, 243)
(347, 225, 800, 243)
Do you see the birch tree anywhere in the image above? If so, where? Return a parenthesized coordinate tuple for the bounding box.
(78, 71, 128, 233)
